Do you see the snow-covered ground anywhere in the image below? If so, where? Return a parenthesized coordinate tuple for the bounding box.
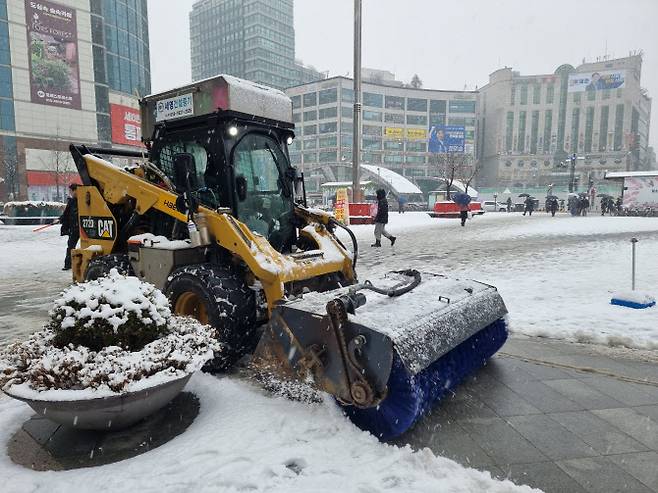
(344, 212, 658, 350)
(1, 212, 657, 492)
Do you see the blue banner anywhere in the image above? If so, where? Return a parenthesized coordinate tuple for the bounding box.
(428, 125, 465, 153)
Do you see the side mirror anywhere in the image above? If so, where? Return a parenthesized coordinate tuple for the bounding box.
(173, 153, 198, 193)
(236, 175, 247, 202)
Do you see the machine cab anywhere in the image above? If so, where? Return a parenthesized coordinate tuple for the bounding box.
(141, 75, 300, 251)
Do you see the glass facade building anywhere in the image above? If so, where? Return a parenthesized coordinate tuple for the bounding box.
(286, 77, 479, 194)
(190, 0, 323, 90)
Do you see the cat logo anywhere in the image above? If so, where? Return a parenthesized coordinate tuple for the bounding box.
(97, 219, 115, 239)
(81, 216, 116, 241)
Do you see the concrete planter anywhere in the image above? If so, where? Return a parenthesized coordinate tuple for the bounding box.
(4, 374, 192, 431)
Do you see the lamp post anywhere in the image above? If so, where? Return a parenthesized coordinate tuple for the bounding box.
(352, 0, 362, 202)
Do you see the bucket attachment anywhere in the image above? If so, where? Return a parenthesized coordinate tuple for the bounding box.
(252, 271, 508, 440)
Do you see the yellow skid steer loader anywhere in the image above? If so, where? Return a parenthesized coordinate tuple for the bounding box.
(69, 75, 508, 440)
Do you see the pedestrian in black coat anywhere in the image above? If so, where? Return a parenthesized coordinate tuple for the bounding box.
(60, 183, 79, 270)
(372, 189, 396, 247)
(523, 196, 535, 216)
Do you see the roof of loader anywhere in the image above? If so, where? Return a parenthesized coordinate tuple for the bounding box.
(140, 74, 294, 138)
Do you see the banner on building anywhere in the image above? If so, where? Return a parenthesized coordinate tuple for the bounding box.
(334, 188, 350, 225)
(568, 70, 625, 93)
(25, 0, 81, 109)
(428, 125, 465, 153)
(384, 127, 403, 138)
(110, 104, 143, 146)
(406, 128, 427, 140)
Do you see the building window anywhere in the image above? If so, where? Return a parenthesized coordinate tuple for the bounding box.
(291, 95, 301, 109)
(449, 100, 476, 113)
(520, 85, 528, 105)
(293, 112, 301, 123)
(517, 111, 526, 152)
(363, 125, 381, 136)
(361, 152, 381, 164)
(510, 86, 516, 105)
(363, 92, 383, 108)
(318, 88, 338, 105)
(406, 141, 426, 152)
(319, 122, 337, 134)
(319, 136, 337, 148)
(385, 113, 404, 124)
(505, 111, 514, 152)
(533, 85, 540, 104)
(614, 104, 624, 151)
(584, 107, 594, 153)
(599, 106, 609, 151)
(303, 124, 317, 135)
(546, 84, 554, 104)
(363, 110, 382, 122)
(302, 152, 317, 163)
(383, 154, 403, 164)
(429, 113, 445, 126)
(544, 110, 553, 154)
(407, 98, 428, 112)
(341, 88, 354, 103)
(362, 138, 381, 150)
(571, 108, 580, 152)
(573, 93, 581, 104)
(384, 140, 403, 151)
(319, 151, 336, 163)
(303, 92, 317, 107)
(405, 155, 426, 164)
(385, 96, 404, 110)
(530, 111, 539, 154)
(0, 21, 10, 65)
(304, 110, 317, 121)
(0, 99, 15, 130)
(318, 107, 337, 120)
(587, 90, 596, 102)
(430, 100, 446, 113)
(0, 65, 12, 98)
(602, 90, 611, 100)
(406, 114, 427, 126)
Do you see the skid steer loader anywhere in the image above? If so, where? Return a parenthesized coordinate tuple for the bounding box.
(69, 75, 508, 440)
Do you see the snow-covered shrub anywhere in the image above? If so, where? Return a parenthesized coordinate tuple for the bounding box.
(0, 272, 220, 395)
(49, 270, 171, 351)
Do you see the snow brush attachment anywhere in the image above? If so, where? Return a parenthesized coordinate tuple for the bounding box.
(251, 271, 508, 441)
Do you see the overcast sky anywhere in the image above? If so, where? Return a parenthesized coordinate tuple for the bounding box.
(147, 0, 658, 149)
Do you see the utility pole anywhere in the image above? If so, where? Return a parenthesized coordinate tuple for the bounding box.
(568, 153, 576, 193)
(352, 0, 362, 202)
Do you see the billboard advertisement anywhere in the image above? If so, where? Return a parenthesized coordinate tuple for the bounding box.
(428, 125, 465, 153)
(384, 127, 403, 138)
(406, 128, 427, 140)
(568, 70, 625, 93)
(25, 0, 81, 109)
(110, 104, 143, 146)
(623, 177, 658, 210)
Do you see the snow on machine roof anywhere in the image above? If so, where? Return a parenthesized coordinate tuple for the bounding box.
(140, 74, 293, 138)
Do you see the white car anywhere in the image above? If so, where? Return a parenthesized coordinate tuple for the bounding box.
(482, 201, 508, 212)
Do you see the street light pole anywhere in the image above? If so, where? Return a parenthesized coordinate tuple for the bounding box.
(568, 153, 576, 193)
(352, 0, 362, 202)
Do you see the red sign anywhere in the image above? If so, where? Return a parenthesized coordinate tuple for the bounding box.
(110, 104, 143, 146)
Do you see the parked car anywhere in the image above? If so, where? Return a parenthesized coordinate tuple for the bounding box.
(482, 201, 508, 212)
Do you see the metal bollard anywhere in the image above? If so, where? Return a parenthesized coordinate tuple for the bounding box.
(631, 237, 638, 290)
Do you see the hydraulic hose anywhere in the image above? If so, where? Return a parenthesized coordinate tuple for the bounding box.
(330, 218, 358, 270)
(361, 269, 422, 297)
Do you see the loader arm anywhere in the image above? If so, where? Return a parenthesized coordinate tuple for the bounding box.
(71, 149, 355, 311)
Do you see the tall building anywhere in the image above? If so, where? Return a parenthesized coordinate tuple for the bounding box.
(285, 76, 478, 194)
(189, 0, 325, 90)
(0, 0, 151, 202)
(479, 55, 652, 191)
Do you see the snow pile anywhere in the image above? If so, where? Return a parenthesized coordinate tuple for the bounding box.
(49, 270, 171, 350)
(0, 272, 219, 397)
(0, 374, 537, 492)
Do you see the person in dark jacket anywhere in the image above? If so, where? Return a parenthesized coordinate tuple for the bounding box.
(459, 203, 469, 227)
(372, 189, 396, 247)
(506, 197, 513, 213)
(60, 183, 79, 270)
(522, 196, 535, 216)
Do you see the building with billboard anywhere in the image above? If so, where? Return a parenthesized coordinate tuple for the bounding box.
(0, 0, 151, 202)
(190, 0, 325, 91)
(285, 76, 478, 195)
(478, 55, 652, 192)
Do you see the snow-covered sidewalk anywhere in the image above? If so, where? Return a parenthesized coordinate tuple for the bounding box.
(0, 373, 536, 493)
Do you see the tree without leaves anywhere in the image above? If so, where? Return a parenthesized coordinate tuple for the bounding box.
(431, 152, 473, 200)
(2, 153, 18, 200)
(410, 74, 423, 89)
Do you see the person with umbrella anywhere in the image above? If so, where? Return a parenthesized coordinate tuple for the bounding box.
(519, 193, 534, 216)
(546, 195, 559, 217)
(452, 192, 471, 227)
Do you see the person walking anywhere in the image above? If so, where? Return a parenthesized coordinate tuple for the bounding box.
(372, 189, 396, 247)
(459, 203, 469, 227)
(548, 197, 558, 217)
(60, 183, 79, 271)
(397, 196, 405, 214)
(523, 196, 535, 216)
(506, 197, 513, 213)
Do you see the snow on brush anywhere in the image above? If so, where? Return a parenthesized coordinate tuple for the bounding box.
(0, 374, 537, 493)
